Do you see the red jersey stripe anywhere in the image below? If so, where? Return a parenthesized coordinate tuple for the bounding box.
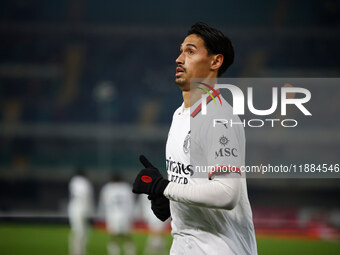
(191, 89, 221, 118)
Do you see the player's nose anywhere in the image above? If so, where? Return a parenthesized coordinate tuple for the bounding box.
(176, 52, 184, 65)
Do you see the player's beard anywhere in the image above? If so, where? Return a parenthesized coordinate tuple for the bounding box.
(175, 77, 186, 86)
(175, 77, 190, 92)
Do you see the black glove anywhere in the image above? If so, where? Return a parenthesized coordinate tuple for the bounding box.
(148, 194, 171, 222)
(132, 155, 169, 196)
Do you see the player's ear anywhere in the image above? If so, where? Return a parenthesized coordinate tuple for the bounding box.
(210, 54, 224, 72)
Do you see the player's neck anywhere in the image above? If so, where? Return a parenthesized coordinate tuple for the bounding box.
(182, 78, 217, 108)
(183, 91, 190, 108)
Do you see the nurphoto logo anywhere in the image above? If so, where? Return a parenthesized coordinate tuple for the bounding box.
(198, 83, 312, 128)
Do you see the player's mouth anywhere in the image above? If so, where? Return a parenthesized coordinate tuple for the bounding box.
(176, 67, 185, 77)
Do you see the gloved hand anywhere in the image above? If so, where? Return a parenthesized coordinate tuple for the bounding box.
(132, 155, 169, 196)
(148, 194, 171, 222)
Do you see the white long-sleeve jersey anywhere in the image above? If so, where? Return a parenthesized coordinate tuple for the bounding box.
(164, 89, 257, 255)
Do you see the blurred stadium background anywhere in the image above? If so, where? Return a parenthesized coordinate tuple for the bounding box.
(0, 0, 340, 254)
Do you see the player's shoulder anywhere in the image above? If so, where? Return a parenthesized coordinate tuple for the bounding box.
(208, 95, 234, 118)
(191, 94, 245, 137)
(190, 94, 234, 121)
(172, 103, 185, 118)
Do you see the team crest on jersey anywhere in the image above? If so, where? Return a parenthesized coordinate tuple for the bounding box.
(183, 131, 191, 153)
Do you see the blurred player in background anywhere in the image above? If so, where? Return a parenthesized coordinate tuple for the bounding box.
(133, 22, 257, 254)
(138, 194, 168, 255)
(68, 168, 94, 255)
(98, 174, 136, 255)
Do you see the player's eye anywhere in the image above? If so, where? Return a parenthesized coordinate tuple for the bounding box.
(186, 48, 194, 55)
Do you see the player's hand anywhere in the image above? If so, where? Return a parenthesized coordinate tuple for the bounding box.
(132, 155, 169, 196)
(148, 194, 171, 222)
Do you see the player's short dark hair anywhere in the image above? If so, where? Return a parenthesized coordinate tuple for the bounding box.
(188, 22, 234, 76)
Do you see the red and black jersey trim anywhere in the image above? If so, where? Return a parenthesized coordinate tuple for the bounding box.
(208, 165, 241, 180)
(191, 89, 221, 118)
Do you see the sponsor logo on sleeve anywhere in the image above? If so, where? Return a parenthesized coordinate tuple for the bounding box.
(219, 135, 229, 146)
(215, 137, 238, 158)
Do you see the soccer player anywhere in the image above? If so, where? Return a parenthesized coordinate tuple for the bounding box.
(133, 22, 257, 254)
(98, 174, 136, 255)
(68, 168, 94, 255)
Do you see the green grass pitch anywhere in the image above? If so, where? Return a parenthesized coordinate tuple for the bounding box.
(0, 223, 339, 255)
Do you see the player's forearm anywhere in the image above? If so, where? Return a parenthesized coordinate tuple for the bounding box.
(163, 177, 241, 210)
